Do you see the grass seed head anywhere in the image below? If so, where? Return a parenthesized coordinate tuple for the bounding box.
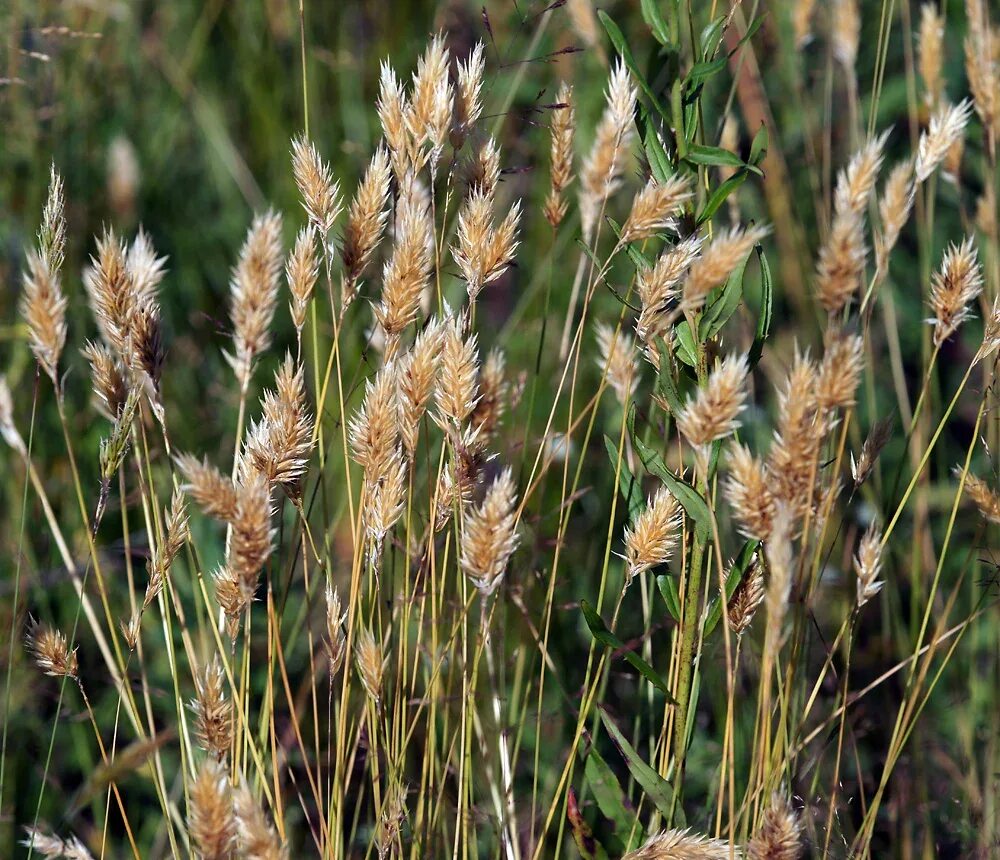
(188, 758, 237, 860)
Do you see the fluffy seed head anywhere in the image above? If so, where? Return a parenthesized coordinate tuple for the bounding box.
(728, 559, 766, 636)
(342, 147, 392, 287)
(291, 135, 341, 236)
(623, 485, 682, 588)
(622, 827, 734, 859)
(621, 176, 692, 243)
(636, 236, 703, 349)
(726, 443, 776, 541)
(815, 333, 864, 411)
(595, 322, 638, 406)
(21, 827, 94, 860)
(815, 211, 866, 315)
(545, 83, 575, 228)
(227, 210, 284, 388)
(177, 454, 239, 522)
(835, 132, 890, 217)
(928, 237, 983, 347)
(875, 160, 915, 278)
(683, 225, 769, 312)
(461, 468, 519, 596)
(918, 4, 944, 112)
(964, 472, 1000, 523)
(916, 100, 973, 183)
(356, 627, 386, 705)
(677, 353, 750, 468)
(350, 364, 400, 480)
(191, 657, 232, 759)
(27, 621, 78, 678)
(188, 759, 237, 860)
(854, 524, 884, 607)
(82, 340, 128, 421)
(436, 318, 479, 424)
(234, 781, 286, 860)
(453, 189, 521, 300)
(397, 321, 443, 457)
(287, 226, 319, 332)
(452, 41, 485, 148)
(747, 794, 803, 860)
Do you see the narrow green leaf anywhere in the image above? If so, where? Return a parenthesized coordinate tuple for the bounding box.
(598, 11, 670, 122)
(605, 435, 645, 524)
(673, 320, 697, 367)
(584, 748, 640, 851)
(749, 122, 768, 166)
(599, 709, 686, 826)
(698, 250, 750, 340)
(703, 539, 760, 637)
(728, 14, 765, 56)
(581, 601, 675, 700)
(683, 143, 757, 172)
(652, 338, 683, 416)
(657, 573, 681, 622)
(627, 406, 711, 532)
(748, 245, 772, 369)
(685, 57, 727, 89)
(640, 0, 673, 47)
(696, 169, 748, 225)
(643, 111, 674, 181)
(699, 16, 726, 58)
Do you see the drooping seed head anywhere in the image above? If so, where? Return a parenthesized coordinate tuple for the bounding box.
(916, 100, 973, 183)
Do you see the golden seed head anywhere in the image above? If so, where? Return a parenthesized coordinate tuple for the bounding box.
(190, 657, 232, 759)
(622, 827, 734, 859)
(545, 82, 575, 228)
(355, 627, 386, 705)
(26, 620, 78, 678)
(188, 758, 237, 860)
(636, 236, 703, 351)
(234, 780, 286, 860)
(177, 454, 239, 522)
(621, 176, 692, 243)
(677, 353, 750, 468)
(916, 100, 973, 183)
(747, 794, 803, 860)
(452, 189, 521, 300)
(291, 134, 342, 236)
(342, 146, 392, 287)
(286, 226, 319, 332)
(963, 472, 1000, 523)
(728, 558, 766, 636)
(854, 523, 884, 607)
(624, 484, 682, 588)
(815, 333, 864, 411)
(325, 585, 347, 678)
(683, 225, 769, 313)
(452, 41, 486, 148)
(461, 467, 520, 596)
(350, 363, 401, 480)
(595, 322, 638, 406)
(436, 318, 480, 425)
(928, 237, 983, 347)
(726, 443, 776, 541)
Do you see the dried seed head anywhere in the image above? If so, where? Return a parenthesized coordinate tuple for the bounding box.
(918, 4, 945, 112)
(470, 347, 508, 441)
(350, 364, 400, 480)
(832, 0, 860, 69)
(375, 182, 433, 348)
(342, 146, 393, 292)
(747, 794, 803, 860)
(580, 60, 637, 239)
(149, 488, 189, 595)
(407, 33, 453, 167)
(188, 758, 237, 860)
(436, 318, 480, 425)
(854, 523, 884, 607)
(851, 416, 893, 487)
(683, 225, 769, 313)
(595, 322, 638, 406)
(177, 454, 239, 522)
(636, 236, 702, 350)
(768, 352, 821, 519)
(452, 41, 486, 148)
(726, 443, 776, 541)
(227, 210, 284, 389)
(836, 132, 890, 217)
(191, 657, 232, 759)
(928, 237, 983, 347)
(875, 159, 915, 278)
(453, 189, 521, 300)
(623, 485, 682, 588)
(287, 226, 319, 333)
(291, 135, 341, 236)
(965, 0, 999, 138)
(234, 780, 286, 860)
(978, 298, 1000, 364)
(815, 211, 866, 315)
(397, 321, 443, 457)
(27, 621, 78, 678)
(621, 176, 692, 243)
(84, 229, 133, 358)
(21, 827, 94, 860)
(916, 100, 973, 183)
(241, 354, 314, 492)
(461, 467, 520, 596)
(356, 627, 386, 705)
(815, 333, 863, 411)
(378, 61, 411, 177)
(622, 827, 733, 859)
(82, 340, 128, 421)
(964, 472, 1000, 523)
(727, 559, 766, 636)
(465, 136, 502, 198)
(325, 585, 347, 677)
(676, 353, 750, 470)
(545, 83, 575, 228)
(375, 780, 409, 859)
(364, 447, 407, 555)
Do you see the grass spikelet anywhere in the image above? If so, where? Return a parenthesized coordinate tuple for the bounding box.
(21, 826, 94, 860)
(621, 176, 692, 243)
(407, 33, 452, 166)
(747, 794, 803, 860)
(622, 827, 734, 859)
(26, 621, 78, 679)
(815, 333, 863, 410)
(470, 346, 508, 441)
(291, 134, 341, 236)
(374, 182, 433, 352)
(234, 780, 286, 860)
(349, 364, 400, 479)
(636, 236, 702, 349)
(623, 485, 681, 589)
(918, 4, 944, 112)
(20, 165, 68, 385)
(397, 320, 443, 457)
(726, 443, 776, 541)
(916, 100, 973, 183)
(836, 132, 890, 216)
(677, 353, 750, 469)
(545, 82, 575, 228)
(767, 352, 820, 519)
(854, 524, 884, 607)
(356, 627, 386, 706)
(580, 59, 637, 239)
(82, 340, 127, 420)
(188, 758, 237, 860)
(682, 225, 768, 313)
(436, 317, 479, 425)
(875, 159, 915, 277)
(465, 136, 502, 198)
(286, 226, 319, 334)
(375, 779, 408, 859)
(365, 447, 407, 554)
(461, 467, 519, 596)
(227, 210, 284, 389)
(851, 416, 893, 487)
(84, 229, 133, 358)
(342, 146, 392, 292)
(928, 237, 983, 347)
(191, 657, 232, 759)
(177, 454, 239, 522)
(378, 61, 411, 176)
(728, 558, 766, 636)
(452, 41, 485, 148)
(453, 188, 521, 301)
(217, 472, 273, 634)
(595, 322, 638, 406)
(325, 586, 347, 677)
(964, 0, 998, 141)
(963, 473, 1000, 523)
